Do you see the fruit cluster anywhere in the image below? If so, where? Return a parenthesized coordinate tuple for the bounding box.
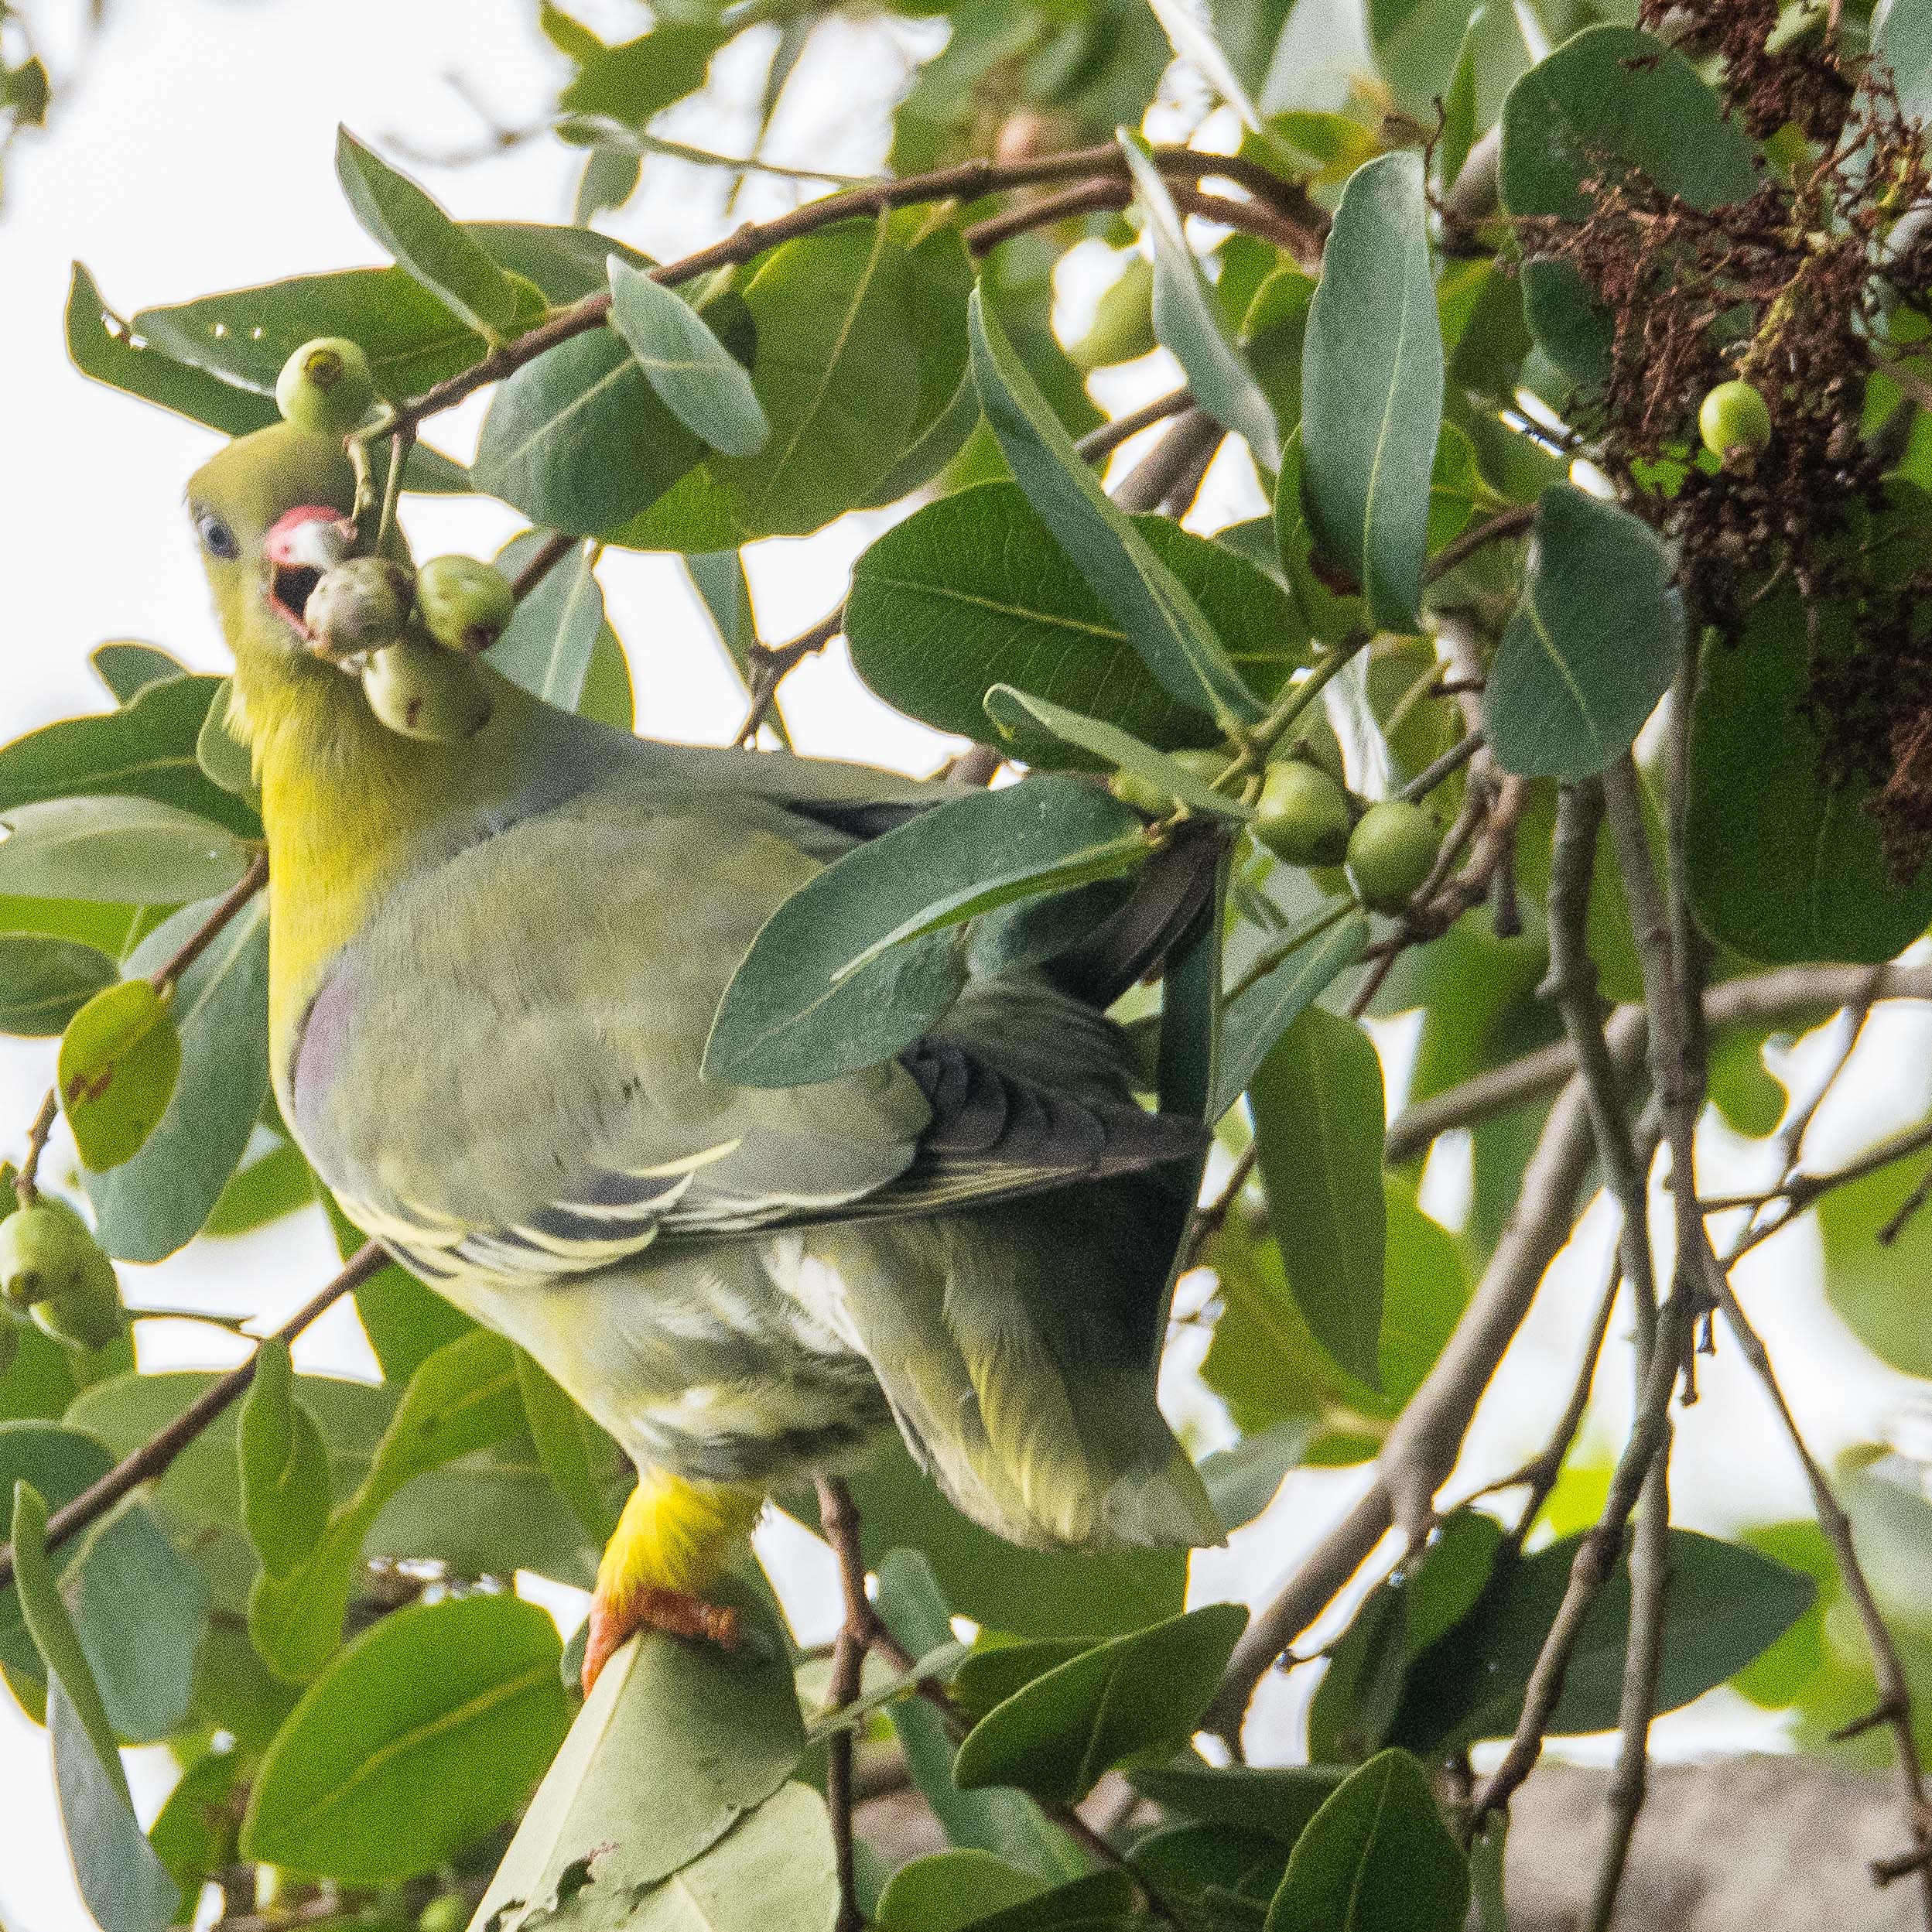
(0, 1190, 128, 1373)
(1112, 739, 1445, 916)
(275, 339, 517, 746)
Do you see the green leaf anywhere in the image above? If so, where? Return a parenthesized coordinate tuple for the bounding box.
(0, 933, 118, 1036)
(336, 128, 517, 342)
(848, 481, 1304, 756)
(1518, 258, 1613, 392)
(1817, 1147, 1932, 1376)
(559, 26, 722, 125)
(147, 1749, 244, 1910)
(609, 257, 770, 458)
(0, 1425, 207, 1744)
(0, 795, 249, 904)
(955, 1871, 1140, 1931)
(474, 324, 705, 537)
(12, 1482, 181, 1932)
(1687, 594, 1932, 963)
(969, 287, 1265, 730)
(491, 533, 608, 713)
(242, 1592, 569, 1882)
(1878, 0, 1932, 127)
(196, 679, 257, 800)
(59, 979, 181, 1172)
(67, 264, 275, 438)
(1301, 151, 1443, 632)
(238, 1339, 332, 1578)
(953, 1603, 1249, 1803)
(705, 776, 1147, 1088)
(1264, 1749, 1466, 1932)
(1387, 1528, 1817, 1750)
(983, 689, 1250, 819)
(0, 675, 258, 838)
(91, 645, 184, 705)
(84, 893, 269, 1260)
(1119, 132, 1281, 469)
(873, 1552, 1089, 1882)
(248, 1330, 527, 1680)
(1483, 485, 1685, 781)
(1215, 912, 1370, 1116)
(1499, 26, 1757, 223)
(1250, 1006, 1387, 1387)
(470, 1594, 804, 1929)
(1130, 1763, 1343, 1842)
(515, 1348, 621, 1544)
(469, 221, 653, 303)
(713, 217, 918, 535)
(203, 1138, 315, 1239)
(878, 1850, 1048, 1930)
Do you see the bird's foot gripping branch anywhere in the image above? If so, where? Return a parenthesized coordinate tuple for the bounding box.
(9, 2, 1932, 1929)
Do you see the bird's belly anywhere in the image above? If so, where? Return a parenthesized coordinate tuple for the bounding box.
(406, 1234, 891, 1486)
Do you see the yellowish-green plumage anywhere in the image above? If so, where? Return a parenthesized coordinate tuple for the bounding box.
(189, 422, 1222, 1665)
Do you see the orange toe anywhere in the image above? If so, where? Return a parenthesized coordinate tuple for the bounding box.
(583, 1585, 745, 1694)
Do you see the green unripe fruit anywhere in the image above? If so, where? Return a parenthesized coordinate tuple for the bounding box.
(416, 1898, 467, 1932)
(1346, 800, 1443, 911)
(415, 555, 516, 655)
(33, 1279, 128, 1353)
(1169, 749, 1229, 785)
(1072, 257, 1156, 373)
(1698, 379, 1773, 466)
(362, 637, 494, 744)
(1254, 761, 1353, 866)
(275, 337, 378, 435)
(307, 557, 416, 662)
(0, 1197, 104, 1308)
(1110, 747, 1229, 816)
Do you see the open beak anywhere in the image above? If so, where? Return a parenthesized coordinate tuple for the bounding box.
(264, 507, 357, 637)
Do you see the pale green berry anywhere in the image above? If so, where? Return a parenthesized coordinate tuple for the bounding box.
(1698, 380, 1773, 466)
(307, 558, 415, 662)
(415, 556, 516, 655)
(1254, 761, 1353, 867)
(362, 637, 494, 744)
(275, 338, 378, 435)
(1346, 800, 1443, 911)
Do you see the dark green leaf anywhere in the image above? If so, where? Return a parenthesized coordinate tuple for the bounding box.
(90, 645, 184, 706)
(849, 481, 1304, 756)
(243, 1592, 569, 1882)
(1264, 1749, 1465, 1932)
(147, 1748, 243, 1910)
(0, 795, 248, 904)
(1499, 26, 1757, 222)
(1388, 1528, 1817, 1750)
(1518, 259, 1613, 392)
(1484, 486, 1684, 781)
(969, 288, 1265, 730)
(1687, 594, 1932, 963)
(0, 676, 258, 838)
(203, 1138, 314, 1238)
(956, 1870, 1140, 1930)
(1120, 133, 1280, 468)
(238, 1339, 332, 1578)
(336, 128, 517, 340)
(515, 1347, 621, 1543)
(609, 258, 769, 457)
(877, 1850, 1047, 1930)
(1250, 1007, 1387, 1387)
(0, 933, 118, 1036)
(1301, 152, 1442, 633)
(705, 777, 1146, 1088)
(1130, 1763, 1343, 1843)
(559, 26, 722, 125)
(85, 893, 269, 1260)
(67, 265, 274, 437)
(953, 1603, 1249, 1803)
(1214, 911, 1370, 1115)
(1878, 0, 1932, 126)
(59, 980, 180, 1172)
(13, 1482, 181, 1932)
(469, 1588, 804, 1927)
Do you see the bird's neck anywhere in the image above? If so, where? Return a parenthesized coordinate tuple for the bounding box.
(233, 645, 526, 1066)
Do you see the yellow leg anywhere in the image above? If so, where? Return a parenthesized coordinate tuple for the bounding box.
(583, 1471, 764, 1693)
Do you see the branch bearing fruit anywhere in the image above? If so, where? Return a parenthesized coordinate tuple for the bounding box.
(415, 555, 516, 655)
(275, 337, 378, 436)
(307, 557, 416, 662)
(1346, 800, 1442, 911)
(1698, 379, 1773, 466)
(363, 637, 494, 743)
(1254, 761, 1353, 865)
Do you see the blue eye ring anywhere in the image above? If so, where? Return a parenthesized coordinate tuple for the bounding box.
(195, 509, 239, 561)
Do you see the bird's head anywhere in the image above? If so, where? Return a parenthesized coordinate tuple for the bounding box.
(186, 421, 388, 670)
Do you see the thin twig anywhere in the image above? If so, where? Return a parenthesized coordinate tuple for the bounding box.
(735, 605, 846, 746)
(152, 850, 269, 998)
(1424, 502, 1537, 583)
(1074, 388, 1195, 464)
(1397, 732, 1484, 804)
(13, 1089, 57, 1209)
(510, 529, 576, 603)
(816, 1476, 881, 1932)
(1111, 407, 1223, 514)
(0, 1244, 386, 1594)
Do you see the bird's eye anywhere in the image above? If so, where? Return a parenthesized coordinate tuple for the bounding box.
(195, 511, 239, 561)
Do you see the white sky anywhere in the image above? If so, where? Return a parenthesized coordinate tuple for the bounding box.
(0, 3, 1927, 1927)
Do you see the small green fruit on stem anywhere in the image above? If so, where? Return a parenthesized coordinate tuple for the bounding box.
(307, 557, 417, 662)
(1698, 379, 1773, 466)
(1346, 799, 1442, 911)
(276, 337, 378, 436)
(1254, 761, 1353, 866)
(363, 637, 494, 744)
(415, 555, 516, 655)
(1110, 747, 1229, 816)
(0, 1197, 127, 1352)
